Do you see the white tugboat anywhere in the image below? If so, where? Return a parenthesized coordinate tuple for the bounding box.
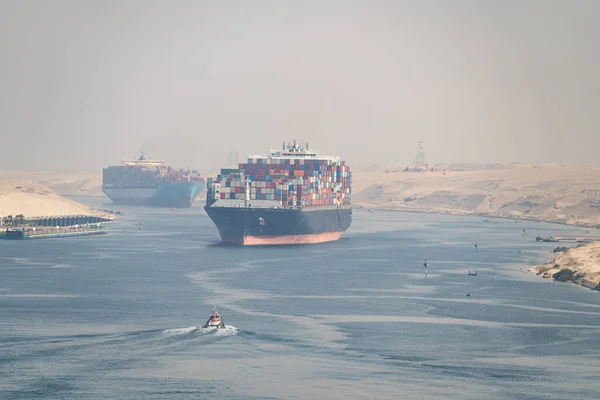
(203, 306, 226, 329)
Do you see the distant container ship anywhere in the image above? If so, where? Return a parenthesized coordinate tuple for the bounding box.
(205, 141, 352, 245)
(102, 154, 205, 207)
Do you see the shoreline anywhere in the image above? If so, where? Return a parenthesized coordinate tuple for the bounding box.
(0, 178, 115, 223)
(63, 193, 106, 198)
(354, 206, 600, 292)
(530, 242, 600, 292)
(354, 206, 599, 229)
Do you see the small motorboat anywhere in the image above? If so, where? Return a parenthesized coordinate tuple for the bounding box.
(468, 270, 478, 276)
(466, 292, 471, 297)
(203, 306, 225, 329)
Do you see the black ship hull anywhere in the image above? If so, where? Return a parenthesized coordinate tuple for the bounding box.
(204, 206, 352, 245)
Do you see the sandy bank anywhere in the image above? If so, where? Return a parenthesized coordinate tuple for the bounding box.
(0, 171, 103, 197)
(0, 179, 112, 219)
(353, 163, 600, 228)
(530, 242, 600, 292)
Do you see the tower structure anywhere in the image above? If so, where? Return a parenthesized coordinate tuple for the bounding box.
(413, 141, 427, 169)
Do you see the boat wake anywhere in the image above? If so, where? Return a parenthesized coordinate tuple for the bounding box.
(214, 325, 239, 336)
(164, 326, 201, 335)
(164, 325, 238, 336)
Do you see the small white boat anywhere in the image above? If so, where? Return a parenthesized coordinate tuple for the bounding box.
(468, 270, 478, 276)
(203, 306, 225, 329)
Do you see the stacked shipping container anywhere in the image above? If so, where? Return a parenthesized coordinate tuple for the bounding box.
(207, 156, 351, 208)
(103, 165, 204, 188)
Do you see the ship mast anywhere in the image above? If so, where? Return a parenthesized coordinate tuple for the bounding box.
(245, 178, 250, 208)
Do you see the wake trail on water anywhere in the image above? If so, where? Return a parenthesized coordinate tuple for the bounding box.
(164, 325, 239, 336)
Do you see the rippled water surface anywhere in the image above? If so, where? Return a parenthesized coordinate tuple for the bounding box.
(2, 198, 600, 399)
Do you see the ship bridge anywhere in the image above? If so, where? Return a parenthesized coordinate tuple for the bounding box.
(121, 153, 164, 167)
(248, 140, 340, 162)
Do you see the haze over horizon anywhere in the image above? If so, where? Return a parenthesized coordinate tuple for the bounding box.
(1, 0, 599, 173)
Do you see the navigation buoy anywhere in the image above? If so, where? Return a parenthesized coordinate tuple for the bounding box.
(474, 243, 478, 252)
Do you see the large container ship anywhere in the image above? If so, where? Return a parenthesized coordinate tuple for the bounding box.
(205, 141, 352, 245)
(102, 154, 205, 207)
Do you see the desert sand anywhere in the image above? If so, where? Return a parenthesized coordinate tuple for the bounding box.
(352, 163, 600, 291)
(0, 179, 109, 219)
(531, 242, 600, 292)
(4, 163, 600, 227)
(0, 172, 103, 197)
(353, 163, 600, 227)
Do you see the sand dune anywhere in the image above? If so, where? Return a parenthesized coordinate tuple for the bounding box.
(0, 179, 109, 219)
(531, 242, 600, 292)
(0, 172, 103, 197)
(353, 163, 600, 227)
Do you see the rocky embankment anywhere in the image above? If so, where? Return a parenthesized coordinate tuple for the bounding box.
(530, 242, 600, 291)
(353, 163, 600, 228)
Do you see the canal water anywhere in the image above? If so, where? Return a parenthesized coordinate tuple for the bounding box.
(1, 197, 599, 399)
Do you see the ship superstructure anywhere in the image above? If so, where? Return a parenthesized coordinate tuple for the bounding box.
(205, 141, 352, 245)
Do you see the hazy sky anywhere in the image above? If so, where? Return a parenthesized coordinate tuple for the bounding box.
(1, 0, 599, 172)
